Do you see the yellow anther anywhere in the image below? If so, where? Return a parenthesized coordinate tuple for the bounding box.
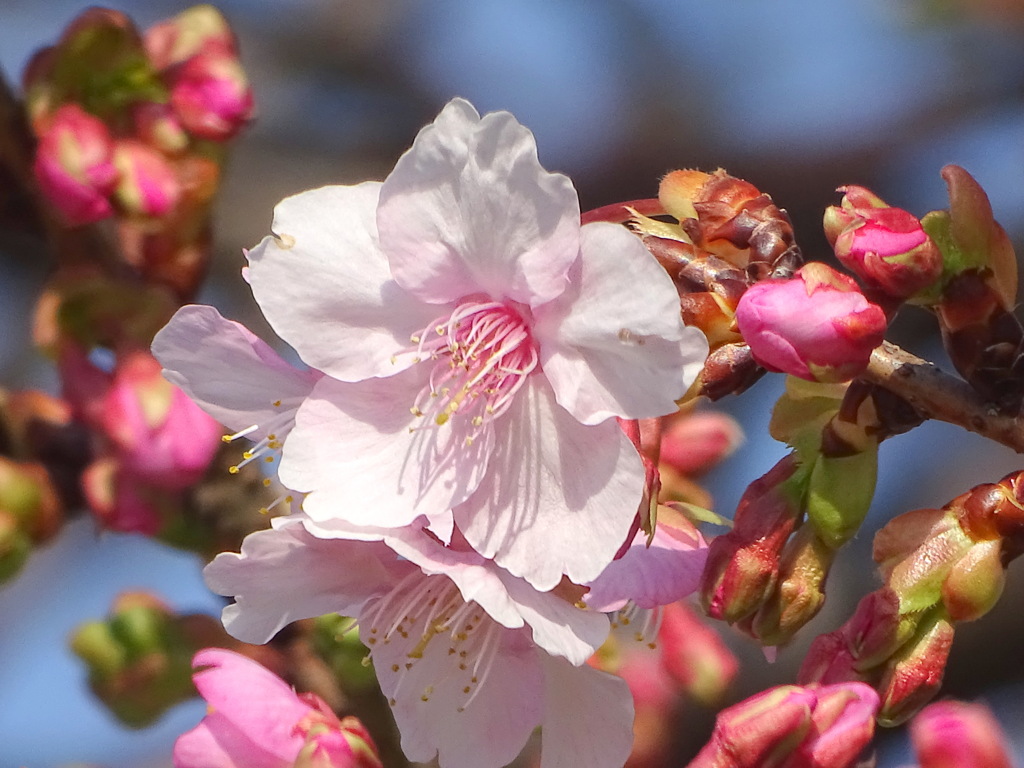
(228, 466, 240, 475)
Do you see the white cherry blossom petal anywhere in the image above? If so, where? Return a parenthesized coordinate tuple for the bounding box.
(280, 372, 493, 529)
(204, 521, 398, 644)
(246, 182, 437, 381)
(378, 98, 579, 307)
(534, 221, 709, 425)
(151, 304, 317, 439)
(454, 376, 643, 591)
(538, 654, 635, 768)
(370, 617, 543, 768)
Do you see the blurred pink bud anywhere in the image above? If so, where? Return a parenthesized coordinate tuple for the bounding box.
(101, 352, 220, 488)
(145, 5, 237, 70)
(824, 186, 941, 298)
(658, 602, 738, 706)
(169, 51, 254, 141)
(735, 262, 887, 383)
(910, 700, 1014, 768)
(174, 648, 382, 768)
(113, 140, 181, 217)
(33, 103, 118, 226)
(660, 411, 743, 477)
(81, 457, 163, 535)
(133, 102, 190, 154)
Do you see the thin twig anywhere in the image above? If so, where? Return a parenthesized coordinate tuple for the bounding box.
(862, 340, 1024, 453)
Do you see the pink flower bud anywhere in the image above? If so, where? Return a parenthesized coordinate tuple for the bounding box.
(691, 682, 878, 768)
(113, 140, 181, 217)
(877, 613, 955, 727)
(169, 50, 254, 141)
(659, 410, 743, 477)
(735, 263, 887, 383)
(910, 700, 1014, 768)
(689, 685, 817, 768)
(133, 102, 190, 153)
(824, 186, 941, 298)
(101, 352, 220, 488)
(144, 5, 237, 71)
(174, 648, 382, 768)
(658, 602, 738, 706)
(33, 103, 118, 226)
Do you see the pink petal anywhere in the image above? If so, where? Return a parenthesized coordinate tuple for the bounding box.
(174, 713, 282, 768)
(204, 520, 399, 643)
(188, 649, 308, 762)
(369, 619, 544, 768)
(280, 373, 492, 529)
(378, 98, 579, 307)
(585, 519, 708, 612)
(246, 182, 438, 381)
(152, 305, 317, 437)
(538, 654, 635, 768)
(454, 377, 643, 591)
(535, 222, 708, 424)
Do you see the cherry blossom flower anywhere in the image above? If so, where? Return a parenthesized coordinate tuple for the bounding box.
(174, 647, 382, 768)
(197, 97, 708, 590)
(204, 517, 635, 768)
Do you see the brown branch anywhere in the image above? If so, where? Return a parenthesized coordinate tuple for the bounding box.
(861, 340, 1024, 453)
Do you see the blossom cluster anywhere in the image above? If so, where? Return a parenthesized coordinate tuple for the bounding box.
(153, 98, 710, 767)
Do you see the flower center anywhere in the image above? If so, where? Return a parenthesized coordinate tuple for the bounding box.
(220, 398, 299, 514)
(407, 301, 537, 443)
(362, 571, 503, 713)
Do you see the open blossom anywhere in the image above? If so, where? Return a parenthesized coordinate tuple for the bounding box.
(156, 98, 707, 590)
(174, 648, 382, 768)
(205, 518, 635, 768)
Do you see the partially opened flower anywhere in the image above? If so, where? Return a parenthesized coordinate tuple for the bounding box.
(174, 647, 382, 768)
(205, 518, 633, 768)
(159, 98, 707, 590)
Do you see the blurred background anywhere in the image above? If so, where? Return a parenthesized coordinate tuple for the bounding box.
(1, 0, 1024, 765)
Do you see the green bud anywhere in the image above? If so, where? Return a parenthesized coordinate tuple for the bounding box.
(806, 440, 878, 549)
(941, 538, 1005, 622)
(0, 513, 32, 583)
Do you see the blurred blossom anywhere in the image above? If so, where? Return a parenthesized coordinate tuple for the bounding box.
(168, 51, 254, 141)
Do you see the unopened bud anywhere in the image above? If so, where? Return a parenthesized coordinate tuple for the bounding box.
(101, 352, 221, 489)
(660, 410, 743, 477)
(824, 186, 941, 299)
(33, 103, 118, 226)
(910, 700, 1014, 768)
(113, 140, 181, 217)
(735, 263, 887, 383)
(0, 512, 31, 583)
(794, 682, 879, 768)
(805, 440, 878, 549)
(658, 602, 738, 706)
(144, 4, 236, 70)
(752, 526, 835, 647)
(169, 50, 254, 141)
(877, 611, 954, 727)
(688, 685, 816, 768)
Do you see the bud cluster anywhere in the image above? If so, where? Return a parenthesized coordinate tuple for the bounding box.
(700, 378, 888, 646)
(625, 169, 805, 400)
(70, 591, 235, 727)
(799, 469, 1024, 725)
(26, 5, 253, 298)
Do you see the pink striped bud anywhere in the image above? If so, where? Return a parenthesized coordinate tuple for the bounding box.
(735, 263, 887, 383)
(113, 140, 181, 218)
(824, 186, 941, 299)
(660, 410, 743, 477)
(910, 700, 1014, 768)
(33, 103, 118, 226)
(169, 50, 253, 141)
(690, 682, 877, 768)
